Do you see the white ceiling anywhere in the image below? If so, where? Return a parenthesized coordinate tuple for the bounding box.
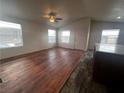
(1, 0, 124, 27)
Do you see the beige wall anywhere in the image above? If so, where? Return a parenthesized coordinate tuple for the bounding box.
(89, 21, 124, 49)
(58, 18, 91, 51)
(0, 17, 56, 59)
(2, 17, 124, 59)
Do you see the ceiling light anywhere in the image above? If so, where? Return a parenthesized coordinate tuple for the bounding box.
(49, 16, 56, 23)
(117, 16, 121, 19)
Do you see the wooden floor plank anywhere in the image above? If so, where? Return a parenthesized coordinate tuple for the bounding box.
(0, 48, 84, 93)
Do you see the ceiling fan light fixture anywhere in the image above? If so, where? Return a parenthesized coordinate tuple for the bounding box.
(49, 15, 56, 23)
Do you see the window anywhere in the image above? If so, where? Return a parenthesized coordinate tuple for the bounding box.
(61, 31, 70, 43)
(48, 29, 56, 43)
(101, 29, 120, 44)
(0, 20, 23, 49)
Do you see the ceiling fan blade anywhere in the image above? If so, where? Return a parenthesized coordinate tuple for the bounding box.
(42, 15, 49, 18)
(56, 18, 63, 20)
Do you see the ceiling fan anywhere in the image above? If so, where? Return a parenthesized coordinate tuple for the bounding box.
(43, 12, 63, 23)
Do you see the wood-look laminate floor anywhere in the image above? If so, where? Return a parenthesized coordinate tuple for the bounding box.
(0, 48, 84, 93)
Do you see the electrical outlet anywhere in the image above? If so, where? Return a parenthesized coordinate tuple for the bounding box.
(0, 78, 2, 83)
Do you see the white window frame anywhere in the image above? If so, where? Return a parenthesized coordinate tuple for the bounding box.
(48, 29, 56, 43)
(0, 20, 23, 49)
(101, 29, 120, 45)
(61, 31, 70, 43)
